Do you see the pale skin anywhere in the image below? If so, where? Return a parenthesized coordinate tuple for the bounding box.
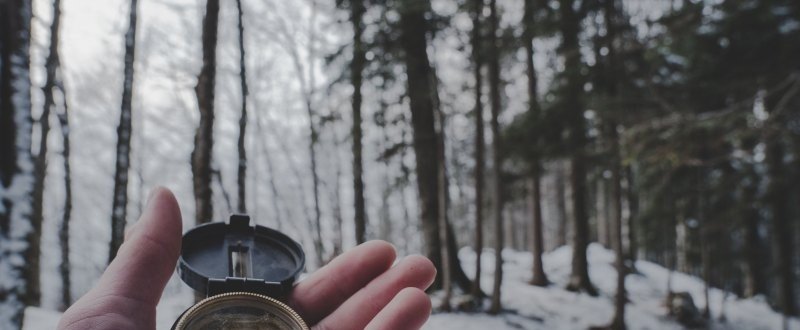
(57, 187, 436, 330)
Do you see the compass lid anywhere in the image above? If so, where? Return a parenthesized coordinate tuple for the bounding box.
(177, 214, 305, 298)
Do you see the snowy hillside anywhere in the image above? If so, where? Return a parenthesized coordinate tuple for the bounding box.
(426, 244, 798, 330)
(24, 243, 797, 329)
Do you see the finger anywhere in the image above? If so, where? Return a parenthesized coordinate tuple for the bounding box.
(365, 288, 431, 330)
(288, 240, 396, 325)
(58, 187, 182, 330)
(313, 255, 436, 330)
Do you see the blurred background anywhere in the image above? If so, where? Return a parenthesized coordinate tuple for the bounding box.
(1, 0, 799, 329)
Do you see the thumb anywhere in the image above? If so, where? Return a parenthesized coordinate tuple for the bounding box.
(58, 187, 183, 330)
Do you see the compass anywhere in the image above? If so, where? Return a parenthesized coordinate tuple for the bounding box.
(171, 215, 309, 330)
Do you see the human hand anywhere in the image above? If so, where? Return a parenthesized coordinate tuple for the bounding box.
(57, 187, 436, 330)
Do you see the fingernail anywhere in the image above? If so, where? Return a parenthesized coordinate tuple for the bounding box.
(145, 187, 161, 206)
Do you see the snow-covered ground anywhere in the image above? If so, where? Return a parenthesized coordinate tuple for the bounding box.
(24, 243, 798, 329)
(425, 244, 798, 330)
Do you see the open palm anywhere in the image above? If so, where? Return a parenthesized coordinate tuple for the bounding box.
(57, 188, 435, 330)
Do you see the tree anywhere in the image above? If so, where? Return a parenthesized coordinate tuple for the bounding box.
(347, 0, 367, 245)
(397, 0, 445, 289)
(523, 0, 548, 288)
(192, 0, 220, 225)
(0, 0, 33, 327)
(235, 0, 249, 214)
(560, 0, 597, 296)
(109, 0, 138, 262)
(470, 0, 486, 303)
(487, 0, 506, 314)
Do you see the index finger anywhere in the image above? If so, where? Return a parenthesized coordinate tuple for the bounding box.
(288, 240, 396, 325)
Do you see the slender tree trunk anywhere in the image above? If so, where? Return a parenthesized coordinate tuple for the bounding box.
(529, 176, 549, 286)
(561, 0, 597, 296)
(766, 135, 796, 317)
(235, 0, 248, 214)
(470, 0, 486, 303)
(192, 0, 219, 225)
(399, 0, 443, 288)
(332, 129, 344, 257)
(523, 0, 548, 287)
(436, 107, 452, 311)
(45, 0, 73, 309)
(487, 0, 506, 314)
(742, 179, 763, 298)
(609, 128, 626, 330)
(625, 165, 638, 262)
(351, 0, 367, 245)
(555, 163, 568, 247)
(108, 0, 137, 262)
(109, 0, 138, 261)
(0, 0, 33, 326)
(57, 101, 72, 310)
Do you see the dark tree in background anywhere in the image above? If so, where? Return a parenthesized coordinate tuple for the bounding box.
(192, 0, 220, 225)
(109, 0, 138, 262)
(559, 0, 596, 296)
(235, 0, 249, 214)
(0, 0, 33, 327)
(349, 0, 367, 245)
(487, 0, 506, 314)
(470, 0, 486, 303)
(523, 0, 548, 288)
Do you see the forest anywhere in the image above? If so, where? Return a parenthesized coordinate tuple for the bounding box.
(1, 0, 799, 329)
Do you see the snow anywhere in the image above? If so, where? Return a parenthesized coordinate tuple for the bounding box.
(425, 244, 799, 329)
(24, 243, 799, 330)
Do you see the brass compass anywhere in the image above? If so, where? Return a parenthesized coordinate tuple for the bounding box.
(172, 215, 309, 330)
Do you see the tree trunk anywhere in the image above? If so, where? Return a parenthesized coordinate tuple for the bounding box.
(609, 128, 626, 329)
(529, 176, 549, 286)
(470, 0, 486, 303)
(398, 0, 443, 288)
(487, 0, 505, 314)
(766, 135, 796, 316)
(523, 0, 549, 287)
(0, 0, 33, 326)
(625, 165, 638, 262)
(351, 0, 367, 245)
(742, 179, 763, 298)
(561, 0, 597, 296)
(555, 163, 568, 247)
(436, 106, 452, 311)
(109, 0, 138, 262)
(235, 0, 248, 214)
(192, 0, 219, 225)
(44, 0, 73, 309)
(57, 100, 72, 311)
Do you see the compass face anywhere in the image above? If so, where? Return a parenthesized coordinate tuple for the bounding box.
(173, 292, 309, 330)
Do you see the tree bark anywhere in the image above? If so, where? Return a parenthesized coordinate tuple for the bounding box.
(523, 0, 548, 287)
(235, 0, 248, 214)
(351, 0, 367, 245)
(742, 178, 763, 298)
(766, 134, 796, 316)
(487, 0, 505, 314)
(398, 0, 443, 288)
(192, 0, 219, 225)
(0, 0, 33, 326)
(57, 98, 72, 310)
(109, 0, 138, 262)
(43, 0, 73, 309)
(470, 0, 486, 302)
(529, 176, 549, 286)
(561, 0, 597, 296)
